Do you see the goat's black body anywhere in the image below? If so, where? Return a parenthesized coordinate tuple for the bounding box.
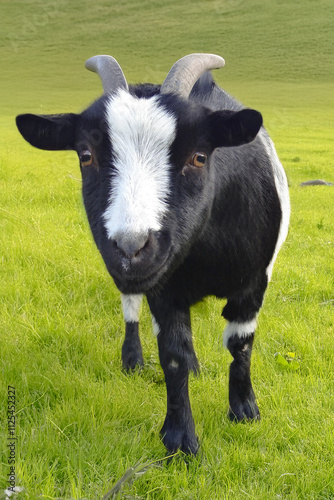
(114, 77, 282, 453)
(16, 63, 289, 455)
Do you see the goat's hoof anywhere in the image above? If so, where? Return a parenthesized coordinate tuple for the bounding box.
(228, 398, 260, 422)
(160, 420, 199, 455)
(121, 336, 144, 371)
(122, 351, 144, 371)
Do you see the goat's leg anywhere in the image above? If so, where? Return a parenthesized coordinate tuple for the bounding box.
(222, 277, 267, 421)
(147, 293, 199, 455)
(121, 294, 144, 370)
(225, 327, 259, 421)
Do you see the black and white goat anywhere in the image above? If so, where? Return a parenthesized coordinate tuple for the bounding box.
(16, 53, 290, 455)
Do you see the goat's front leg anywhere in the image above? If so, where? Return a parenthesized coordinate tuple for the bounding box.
(121, 294, 144, 370)
(148, 293, 199, 455)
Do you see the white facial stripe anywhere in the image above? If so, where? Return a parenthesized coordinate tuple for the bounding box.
(103, 90, 176, 240)
(121, 294, 143, 323)
(223, 318, 257, 348)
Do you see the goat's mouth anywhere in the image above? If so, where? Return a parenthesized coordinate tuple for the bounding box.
(99, 229, 174, 294)
(112, 253, 171, 294)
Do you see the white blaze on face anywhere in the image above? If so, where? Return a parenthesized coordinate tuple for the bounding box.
(103, 90, 177, 241)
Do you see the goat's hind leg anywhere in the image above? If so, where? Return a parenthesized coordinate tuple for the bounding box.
(224, 324, 259, 421)
(121, 294, 144, 370)
(223, 279, 267, 422)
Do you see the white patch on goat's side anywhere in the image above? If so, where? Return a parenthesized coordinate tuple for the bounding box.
(103, 90, 177, 241)
(152, 316, 160, 337)
(121, 294, 143, 323)
(223, 318, 257, 348)
(259, 130, 290, 281)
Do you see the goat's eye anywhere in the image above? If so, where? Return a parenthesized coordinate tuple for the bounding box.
(79, 150, 93, 167)
(191, 152, 207, 168)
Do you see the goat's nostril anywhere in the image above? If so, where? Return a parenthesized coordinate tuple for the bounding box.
(114, 233, 150, 260)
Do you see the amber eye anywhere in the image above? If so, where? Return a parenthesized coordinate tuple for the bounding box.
(79, 150, 93, 167)
(191, 152, 207, 168)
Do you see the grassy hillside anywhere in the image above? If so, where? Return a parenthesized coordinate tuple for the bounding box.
(2, 0, 334, 108)
(1, 0, 334, 499)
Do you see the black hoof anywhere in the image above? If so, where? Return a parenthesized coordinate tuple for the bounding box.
(160, 419, 199, 455)
(228, 398, 260, 422)
(122, 321, 144, 371)
(122, 345, 144, 371)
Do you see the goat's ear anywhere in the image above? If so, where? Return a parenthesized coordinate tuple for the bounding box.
(16, 113, 78, 151)
(207, 108, 263, 148)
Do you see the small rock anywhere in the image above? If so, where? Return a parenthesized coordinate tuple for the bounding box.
(300, 179, 334, 186)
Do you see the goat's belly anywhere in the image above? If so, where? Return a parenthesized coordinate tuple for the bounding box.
(168, 258, 261, 305)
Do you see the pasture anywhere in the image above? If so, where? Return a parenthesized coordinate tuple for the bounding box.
(1, 0, 334, 498)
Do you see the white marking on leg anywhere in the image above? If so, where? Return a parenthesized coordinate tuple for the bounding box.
(121, 294, 142, 323)
(223, 318, 257, 348)
(152, 316, 160, 337)
(169, 359, 179, 369)
(103, 90, 176, 241)
(259, 130, 290, 281)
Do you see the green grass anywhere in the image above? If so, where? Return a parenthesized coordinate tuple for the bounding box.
(1, 0, 334, 498)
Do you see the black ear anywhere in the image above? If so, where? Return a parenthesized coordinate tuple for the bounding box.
(16, 113, 78, 151)
(207, 108, 263, 148)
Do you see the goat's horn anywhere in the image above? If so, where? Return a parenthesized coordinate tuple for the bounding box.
(85, 55, 128, 94)
(160, 53, 225, 98)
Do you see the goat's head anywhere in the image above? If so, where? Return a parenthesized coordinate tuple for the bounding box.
(16, 54, 262, 294)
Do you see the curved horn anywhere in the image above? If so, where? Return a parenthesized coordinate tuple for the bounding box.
(160, 53, 225, 98)
(85, 55, 128, 94)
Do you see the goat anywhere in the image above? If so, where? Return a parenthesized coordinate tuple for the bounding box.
(16, 53, 290, 455)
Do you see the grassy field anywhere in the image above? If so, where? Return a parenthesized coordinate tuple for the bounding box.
(1, 0, 334, 498)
